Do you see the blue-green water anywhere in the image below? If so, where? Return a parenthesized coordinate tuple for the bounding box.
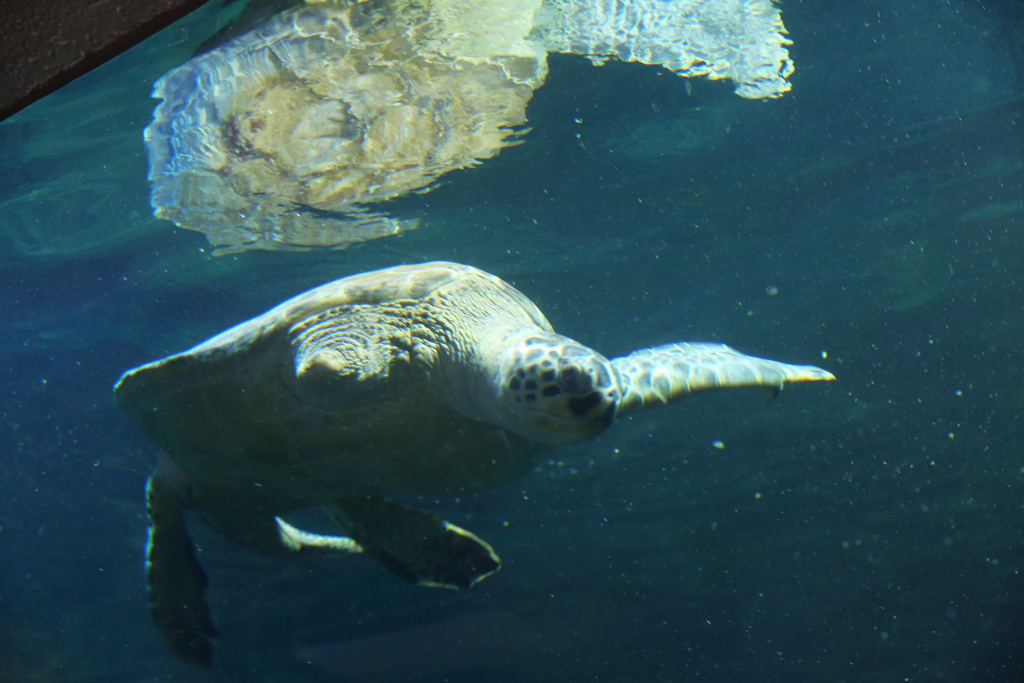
(2, 0, 1024, 681)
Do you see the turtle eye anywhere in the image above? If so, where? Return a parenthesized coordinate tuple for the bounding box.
(558, 365, 589, 394)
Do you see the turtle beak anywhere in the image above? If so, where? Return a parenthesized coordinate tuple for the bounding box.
(566, 389, 616, 421)
(566, 390, 616, 436)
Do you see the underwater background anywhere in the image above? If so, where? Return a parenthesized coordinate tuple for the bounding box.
(2, 0, 1024, 681)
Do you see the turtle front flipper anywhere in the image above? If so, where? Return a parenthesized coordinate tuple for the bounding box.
(326, 496, 501, 589)
(145, 473, 218, 668)
(611, 342, 835, 416)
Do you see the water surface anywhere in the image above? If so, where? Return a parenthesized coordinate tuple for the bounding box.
(2, 1, 1023, 681)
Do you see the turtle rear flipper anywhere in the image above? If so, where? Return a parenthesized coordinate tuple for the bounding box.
(327, 496, 501, 589)
(145, 474, 218, 668)
(197, 510, 364, 559)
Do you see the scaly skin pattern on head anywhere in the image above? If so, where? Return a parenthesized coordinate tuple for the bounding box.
(489, 328, 618, 445)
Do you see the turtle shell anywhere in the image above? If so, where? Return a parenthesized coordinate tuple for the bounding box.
(114, 262, 551, 514)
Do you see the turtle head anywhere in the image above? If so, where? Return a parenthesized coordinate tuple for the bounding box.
(493, 332, 618, 444)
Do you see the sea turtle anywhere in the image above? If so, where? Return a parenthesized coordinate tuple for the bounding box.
(114, 261, 833, 667)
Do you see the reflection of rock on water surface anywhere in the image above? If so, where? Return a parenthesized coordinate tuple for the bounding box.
(147, 0, 795, 253)
(146, 0, 546, 253)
